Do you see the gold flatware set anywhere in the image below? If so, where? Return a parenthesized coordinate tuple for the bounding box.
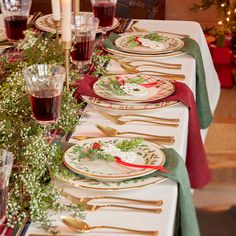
(94, 106, 179, 127)
(62, 191, 163, 205)
(55, 19, 183, 236)
(109, 54, 182, 69)
(62, 191, 162, 213)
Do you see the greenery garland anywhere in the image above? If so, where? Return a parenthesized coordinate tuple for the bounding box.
(0, 30, 109, 230)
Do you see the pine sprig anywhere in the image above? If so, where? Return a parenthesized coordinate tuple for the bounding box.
(72, 144, 115, 161)
(115, 138, 143, 151)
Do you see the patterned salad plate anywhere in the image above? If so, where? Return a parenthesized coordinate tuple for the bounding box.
(63, 137, 166, 181)
(35, 13, 119, 34)
(93, 75, 175, 102)
(114, 32, 184, 55)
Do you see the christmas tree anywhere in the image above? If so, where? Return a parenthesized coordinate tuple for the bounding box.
(192, 0, 236, 34)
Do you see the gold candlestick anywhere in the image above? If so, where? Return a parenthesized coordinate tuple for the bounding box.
(53, 20, 61, 40)
(63, 41, 72, 89)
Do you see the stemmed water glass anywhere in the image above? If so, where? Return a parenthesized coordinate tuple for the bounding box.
(0, 0, 32, 47)
(90, 0, 117, 38)
(23, 64, 66, 135)
(70, 14, 99, 75)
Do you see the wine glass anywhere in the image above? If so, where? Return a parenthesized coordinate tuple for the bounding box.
(23, 64, 66, 131)
(0, 0, 32, 47)
(91, 0, 117, 38)
(71, 14, 99, 75)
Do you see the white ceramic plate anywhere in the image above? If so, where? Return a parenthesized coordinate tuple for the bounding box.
(55, 172, 166, 191)
(63, 137, 166, 181)
(103, 45, 186, 59)
(93, 75, 175, 102)
(115, 32, 184, 55)
(35, 13, 119, 34)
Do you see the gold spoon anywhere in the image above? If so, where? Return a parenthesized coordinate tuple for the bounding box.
(95, 124, 174, 139)
(61, 216, 158, 235)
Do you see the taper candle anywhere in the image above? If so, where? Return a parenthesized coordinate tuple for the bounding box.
(61, 0, 72, 42)
(73, 0, 80, 16)
(51, 0, 61, 21)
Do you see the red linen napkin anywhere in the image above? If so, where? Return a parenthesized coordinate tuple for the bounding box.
(74, 75, 211, 188)
(0, 220, 13, 236)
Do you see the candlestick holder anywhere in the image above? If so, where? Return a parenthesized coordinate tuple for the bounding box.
(62, 41, 72, 89)
(53, 20, 61, 40)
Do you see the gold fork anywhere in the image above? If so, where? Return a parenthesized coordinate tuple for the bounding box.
(62, 191, 162, 213)
(93, 106, 179, 123)
(119, 64, 185, 80)
(110, 55, 182, 69)
(94, 106, 179, 127)
(62, 191, 163, 206)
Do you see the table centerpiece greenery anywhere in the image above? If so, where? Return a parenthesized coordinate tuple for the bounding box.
(0, 30, 109, 231)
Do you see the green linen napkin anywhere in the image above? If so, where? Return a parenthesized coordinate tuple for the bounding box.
(104, 33, 213, 129)
(181, 38, 212, 129)
(156, 148, 200, 236)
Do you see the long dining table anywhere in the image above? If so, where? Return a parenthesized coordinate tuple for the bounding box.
(12, 18, 220, 235)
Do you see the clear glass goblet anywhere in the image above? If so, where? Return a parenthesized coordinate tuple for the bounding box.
(0, 0, 32, 47)
(23, 64, 66, 128)
(71, 14, 99, 75)
(91, 0, 117, 38)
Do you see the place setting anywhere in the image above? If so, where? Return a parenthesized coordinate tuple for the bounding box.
(34, 11, 119, 35)
(75, 73, 180, 111)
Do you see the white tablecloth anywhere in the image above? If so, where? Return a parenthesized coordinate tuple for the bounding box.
(25, 20, 220, 235)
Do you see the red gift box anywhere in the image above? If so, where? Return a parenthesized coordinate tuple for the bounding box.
(209, 44, 232, 64)
(215, 64, 233, 88)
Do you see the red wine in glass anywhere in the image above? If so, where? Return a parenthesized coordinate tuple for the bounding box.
(71, 38, 96, 64)
(93, 1, 115, 28)
(4, 15, 27, 42)
(30, 89, 62, 125)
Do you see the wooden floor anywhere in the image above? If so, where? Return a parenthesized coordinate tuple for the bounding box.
(194, 84, 236, 236)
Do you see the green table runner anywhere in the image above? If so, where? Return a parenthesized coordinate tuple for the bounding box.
(161, 148, 200, 236)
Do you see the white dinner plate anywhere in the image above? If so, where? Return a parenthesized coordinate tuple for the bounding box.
(103, 45, 186, 59)
(35, 13, 119, 34)
(81, 94, 178, 111)
(63, 137, 166, 181)
(115, 32, 184, 55)
(93, 75, 175, 102)
(55, 171, 166, 191)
